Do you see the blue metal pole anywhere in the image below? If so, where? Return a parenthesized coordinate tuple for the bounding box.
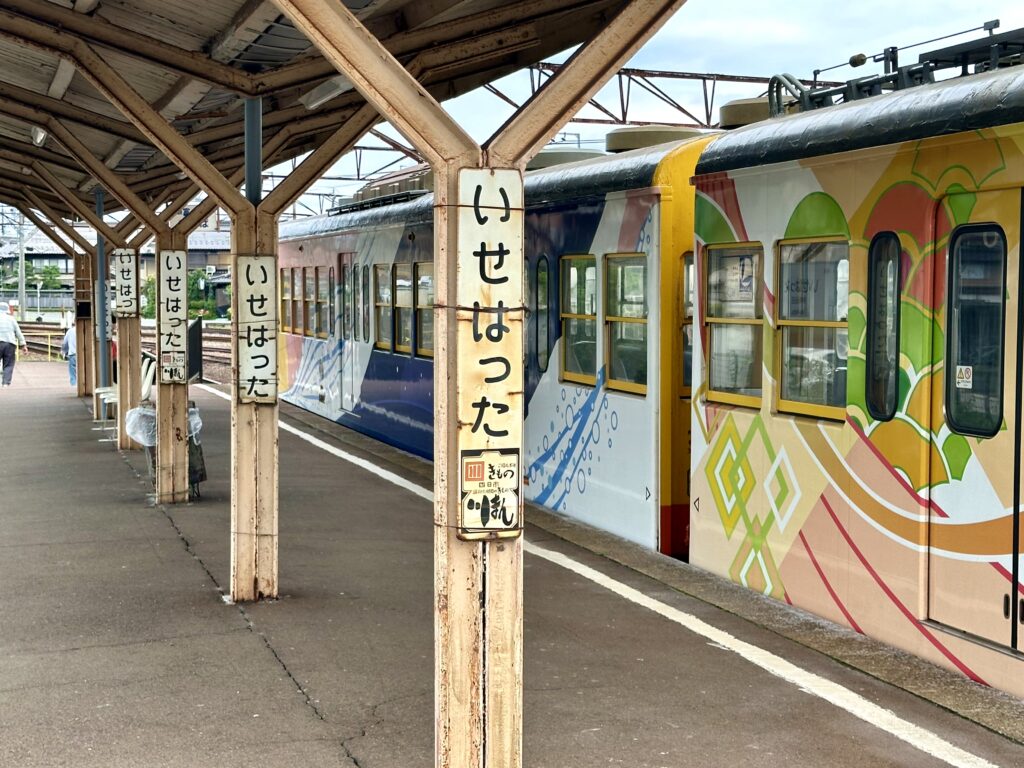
(245, 97, 262, 205)
(94, 187, 110, 388)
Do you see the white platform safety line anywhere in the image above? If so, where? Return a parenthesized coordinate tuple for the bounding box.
(194, 383, 997, 768)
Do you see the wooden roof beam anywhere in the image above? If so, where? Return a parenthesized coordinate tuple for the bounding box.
(13, 201, 89, 259)
(19, 188, 97, 258)
(0, 84, 147, 145)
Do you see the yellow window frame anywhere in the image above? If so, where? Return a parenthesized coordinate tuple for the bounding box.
(415, 262, 434, 358)
(393, 262, 413, 354)
(280, 267, 292, 333)
(773, 236, 850, 421)
(374, 263, 392, 350)
(704, 242, 764, 409)
(316, 266, 330, 339)
(604, 252, 648, 396)
(560, 254, 598, 386)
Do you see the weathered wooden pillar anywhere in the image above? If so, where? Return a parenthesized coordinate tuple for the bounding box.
(111, 248, 142, 450)
(154, 230, 190, 502)
(230, 207, 280, 600)
(433, 162, 526, 765)
(74, 251, 94, 398)
(274, 0, 690, 764)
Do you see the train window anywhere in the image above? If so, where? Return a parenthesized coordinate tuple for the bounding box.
(280, 268, 292, 333)
(946, 225, 1006, 438)
(394, 263, 414, 353)
(537, 257, 550, 373)
(362, 265, 370, 343)
(416, 263, 434, 356)
(317, 267, 330, 339)
(705, 244, 763, 406)
(605, 253, 648, 393)
(341, 263, 350, 340)
(682, 252, 694, 394)
(304, 267, 316, 337)
(291, 268, 301, 337)
(354, 264, 362, 342)
(866, 233, 901, 421)
(374, 264, 393, 349)
(560, 255, 598, 385)
(777, 239, 849, 417)
(328, 267, 336, 337)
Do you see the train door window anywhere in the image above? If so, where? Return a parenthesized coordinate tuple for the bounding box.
(560, 255, 597, 385)
(777, 239, 849, 418)
(374, 264, 393, 349)
(416, 262, 434, 356)
(329, 267, 337, 337)
(682, 252, 694, 394)
(605, 253, 648, 393)
(946, 225, 1006, 438)
(340, 262, 350, 340)
(354, 266, 362, 344)
(316, 267, 329, 338)
(705, 244, 763, 406)
(866, 233, 901, 420)
(394, 262, 414, 353)
(304, 267, 317, 336)
(537, 257, 550, 372)
(290, 268, 300, 335)
(362, 265, 370, 343)
(281, 268, 292, 333)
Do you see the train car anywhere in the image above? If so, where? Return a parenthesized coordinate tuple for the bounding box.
(690, 63, 1024, 694)
(277, 135, 712, 557)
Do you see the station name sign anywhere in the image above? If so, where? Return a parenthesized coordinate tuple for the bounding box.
(112, 248, 138, 318)
(158, 249, 188, 383)
(236, 254, 278, 403)
(455, 168, 524, 540)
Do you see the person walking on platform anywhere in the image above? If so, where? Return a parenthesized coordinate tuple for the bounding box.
(61, 324, 77, 386)
(0, 302, 28, 387)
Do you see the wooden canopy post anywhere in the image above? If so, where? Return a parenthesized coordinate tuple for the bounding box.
(275, 1, 689, 766)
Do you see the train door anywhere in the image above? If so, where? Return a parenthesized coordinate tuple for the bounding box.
(339, 252, 357, 413)
(928, 189, 1022, 650)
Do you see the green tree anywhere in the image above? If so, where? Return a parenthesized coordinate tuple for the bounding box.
(39, 265, 62, 290)
(141, 275, 156, 319)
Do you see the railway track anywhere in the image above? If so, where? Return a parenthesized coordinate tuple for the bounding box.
(20, 322, 234, 366)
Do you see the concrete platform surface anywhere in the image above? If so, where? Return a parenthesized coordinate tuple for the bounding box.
(2, 361, 1024, 768)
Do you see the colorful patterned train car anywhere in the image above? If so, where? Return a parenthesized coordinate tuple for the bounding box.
(690, 65, 1024, 695)
(277, 136, 710, 557)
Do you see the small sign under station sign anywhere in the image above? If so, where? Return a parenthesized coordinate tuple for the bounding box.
(459, 448, 522, 539)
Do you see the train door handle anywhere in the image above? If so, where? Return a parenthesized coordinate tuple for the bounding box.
(1004, 594, 1011, 619)
(1020, 598, 1023, 624)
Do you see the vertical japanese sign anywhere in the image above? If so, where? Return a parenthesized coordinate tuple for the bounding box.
(237, 255, 278, 403)
(456, 168, 524, 540)
(158, 249, 187, 383)
(112, 248, 138, 317)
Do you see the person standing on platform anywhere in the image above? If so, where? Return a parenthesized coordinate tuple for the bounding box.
(61, 324, 78, 386)
(0, 301, 28, 388)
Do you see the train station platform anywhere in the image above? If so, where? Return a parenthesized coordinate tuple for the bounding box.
(4, 360, 1024, 767)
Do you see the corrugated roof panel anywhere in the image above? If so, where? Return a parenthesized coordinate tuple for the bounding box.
(95, 0, 246, 52)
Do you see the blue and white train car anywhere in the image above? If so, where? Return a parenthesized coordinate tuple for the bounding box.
(277, 137, 710, 556)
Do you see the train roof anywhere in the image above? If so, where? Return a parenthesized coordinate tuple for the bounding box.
(694, 65, 1024, 176)
(280, 136, 709, 242)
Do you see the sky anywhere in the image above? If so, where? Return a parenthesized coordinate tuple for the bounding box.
(292, 0, 1024, 207)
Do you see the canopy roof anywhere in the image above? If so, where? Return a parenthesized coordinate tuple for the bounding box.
(0, 0, 629, 220)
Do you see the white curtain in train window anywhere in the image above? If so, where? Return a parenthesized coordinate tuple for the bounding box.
(778, 241, 849, 410)
(706, 245, 762, 398)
